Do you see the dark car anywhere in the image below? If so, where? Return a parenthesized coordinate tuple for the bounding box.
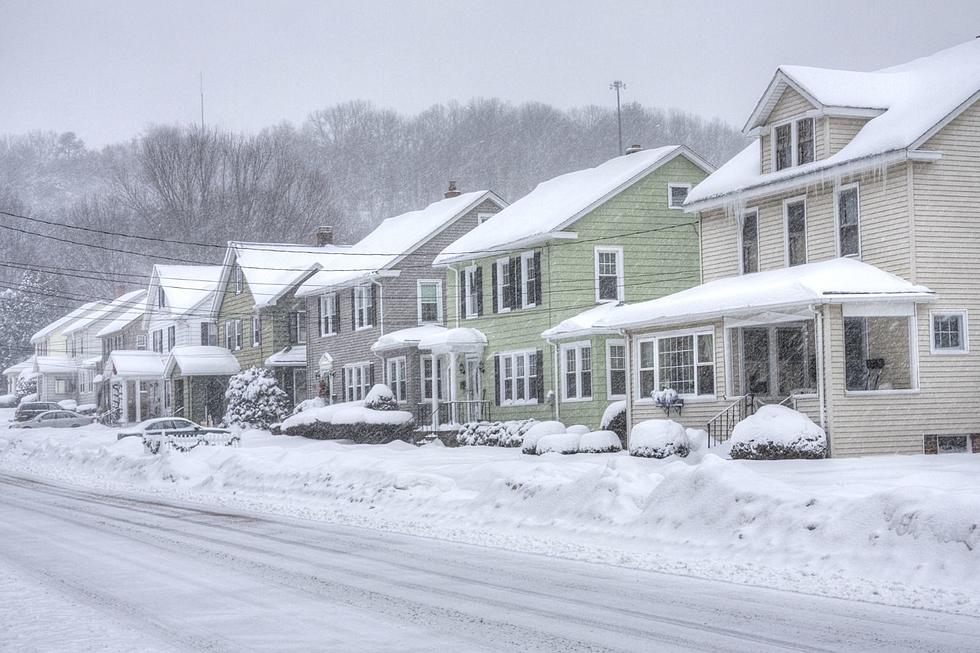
(14, 401, 63, 422)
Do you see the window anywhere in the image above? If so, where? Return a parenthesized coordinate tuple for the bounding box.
(773, 117, 815, 170)
(784, 198, 807, 266)
(498, 350, 539, 405)
(420, 355, 444, 401)
(843, 316, 914, 391)
(251, 315, 261, 347)
(924, 434, 972, 455)
(153, 329, 163, 353)
(55, 379, 68, 395)
(774, 123, 792, 171)
(386, 357, 407, 402)
(417, 280, 443, 324)
(477, 212, 494, 225)
(561, 342, 593, 401)
(224, 321, 235, 350)
(668, 184, 691, 209)
(521, 252, 538, 308)
(167, 326, 175, 352)
(740, 210, 759, 274)
(235, 319, 243, 350)
(288, 311, 306, 344)
(343, 362, 372, 402)
(199, 323, 216, 346)
(607, 340, 627, 398)
(796, 118, 814, 165)
(464, 266, 481, 318)
(319, 294, 338, 336)
(157, 286, 166, 308)
(595, 247, 624, 302)
(636, 330, 715, 398)
(496, 258, 512, 313)
(837, 184, 860, 257)
(234, 265, 243, 294)
(930, 311, 968, 354)
(354, 284, 373, 329)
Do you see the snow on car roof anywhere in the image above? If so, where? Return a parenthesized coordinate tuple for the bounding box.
(95, 290, 148, 338)
(153, 265, 224, 315)
(688, 38, 980, 206)
(228, 242, 345, 308)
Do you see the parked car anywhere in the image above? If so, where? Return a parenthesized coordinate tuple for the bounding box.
(14, 401, 63, 422)
(9, 410, 94, 429)
(116, 417, 231, 441)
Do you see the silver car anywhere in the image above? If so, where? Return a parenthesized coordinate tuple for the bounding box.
(10, 410, 94, 429)
(116, 417, 229, 440)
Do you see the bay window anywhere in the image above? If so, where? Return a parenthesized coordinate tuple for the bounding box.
(636, 330, 715, 398)
(420, 355, 444, 401)
(386, 357, 407, 402)
(561, 342, 592, 401)
(607, 340, 627, 399)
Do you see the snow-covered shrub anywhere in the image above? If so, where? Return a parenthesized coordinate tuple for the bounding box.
(457, 419, 538, 447)
(566, 424, 589, 436)
(629, 419, 691, 458)
(15, 376, 36, 400)
(600, 400, 628, 448)
(281, 401, 415, 444)
(292, 396, 325, 415)
(0, 394, 16, 408)
(364, 384, 399, 411)
(224, 367, 290, 429)
(536, 432, 581, 455)
(730, 405, 827, 460)
(519, 420, 565, 454)
(579, 430, 622, 453)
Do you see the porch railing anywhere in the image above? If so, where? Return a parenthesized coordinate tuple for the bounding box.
(416, 400, 491, 431)
(706, 394, 755, 448)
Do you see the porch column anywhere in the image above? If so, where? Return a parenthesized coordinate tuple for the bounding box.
(448, 351, 458, 423)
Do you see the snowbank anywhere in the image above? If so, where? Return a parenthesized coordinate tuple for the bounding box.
(730, 405, 827, 459)
(629, 420, 691, 458)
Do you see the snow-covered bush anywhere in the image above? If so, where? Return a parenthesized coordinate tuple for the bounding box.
(457, 419, 538, 448)
(629, 419, 691, 458)
(519, 421, 565, 453)
(15, 376, 36, 400)
(600, 400, 627, 448)
(292, 396, 325, 415)
(281, 400, 415, 444)
(578, 430, 622, 453)
(0, 394, 16, 408)
(730, 405, 827, 460)
(536, 432, 581, 455)
(566, 424, 589, 436)
(364, 384, 399, 411)
(224, 367, 290, 429)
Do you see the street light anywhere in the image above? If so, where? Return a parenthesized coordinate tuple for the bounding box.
(609, 80, 627, 155)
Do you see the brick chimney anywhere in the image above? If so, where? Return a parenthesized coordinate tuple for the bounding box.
(314, 225, 334, 247)
(625, 144, 643, 155)
(444, 181, 461, 198)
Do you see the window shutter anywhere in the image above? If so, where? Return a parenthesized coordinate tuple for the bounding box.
(369, 363, 375, 387)
(493, 355, 501, 406)
(369, 284, 378, 326)
(491, 263, 499, 314)
(533, 251, 542, 305)
(350, 288, 356, 330)
(475, 267, 484, 316)
(510, 256, 521, 309)
(288, 313, 297, 344)
(534, 349, 544, 401)
(333, 294, 340, 334)
(200, 323, 208, 346)
(316, 297, 322, 336)
(458, 269, 466, 319)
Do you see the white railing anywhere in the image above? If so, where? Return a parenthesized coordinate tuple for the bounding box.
(143, 430, 240, 454)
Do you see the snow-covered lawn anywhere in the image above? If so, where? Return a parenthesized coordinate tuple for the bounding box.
(1, 407, 978, 617)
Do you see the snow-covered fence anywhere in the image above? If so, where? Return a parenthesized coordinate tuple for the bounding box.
(143, 431, 241, 455)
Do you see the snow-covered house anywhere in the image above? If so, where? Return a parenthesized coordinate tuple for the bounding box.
(95, 289, 151, 421)
(2, 358, 33, 395)
(28, 301, 106, 403)
(211, 237, 344, 408)
(296, 187, 505, 414)
(598, 38, 980, 457)
(431, 148, 712, 431)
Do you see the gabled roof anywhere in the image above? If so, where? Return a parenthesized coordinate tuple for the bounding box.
(689, 38, 980, 208)
(219, 241, 345, 310)
(434, 147, 713, 266)
(297, 190, 504, 296)
(3, 357, 34, 377)
(30, 301, 102, 343)
(58, 300, 113, 337)
(164, 345, 240, 377)
(149, 265, 224, 317)
(105, 350, 165, 378)
(596, 259, 934, 331)
(96, 290, 148, 338)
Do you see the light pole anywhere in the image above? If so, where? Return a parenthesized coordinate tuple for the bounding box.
(609, 80, 626, 155)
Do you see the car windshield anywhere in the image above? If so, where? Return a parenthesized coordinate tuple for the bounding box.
(172, 419, 195, 429)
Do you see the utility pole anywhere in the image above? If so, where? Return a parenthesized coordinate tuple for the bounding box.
(609, 80, 626, 155)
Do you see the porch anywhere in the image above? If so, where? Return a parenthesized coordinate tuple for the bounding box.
(103, 350, 166, 424)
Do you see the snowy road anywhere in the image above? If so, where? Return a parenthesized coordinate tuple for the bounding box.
(1, 472, 977, 653)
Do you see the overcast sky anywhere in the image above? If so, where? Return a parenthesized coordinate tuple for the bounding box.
(2, 0, 979, 148)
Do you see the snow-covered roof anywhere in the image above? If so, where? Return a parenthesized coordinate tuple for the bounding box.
(152, 265, 224, 316)
(95, 290, 148, 338)
(434, 147, 711, 265)
(688, 39, 980, 207)
(297, 191, 502, 296)
(264, 345, 306, 368)
(372, 325, 447, 352)
(225, 242, 344, 309)
(30, 301, 102, 343)
(33, 356, 79, 374)
(418, 327, 487, 353)
(105, 350, 165, 378)
(81, 356, 102, 369)
(60, 300, 113, 336)
(3, 358, 34, 377)
(541, 301, 622, 340)
(597, 259, 934, 330)
(164, 346, 241, 377)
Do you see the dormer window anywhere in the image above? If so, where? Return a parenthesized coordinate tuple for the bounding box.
(157, 286, 166, 308)
(773, 117, 815, 171)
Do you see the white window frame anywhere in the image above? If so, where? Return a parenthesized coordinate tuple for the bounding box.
(929, 310, 969, 355)
(386, 356, 407, 402)
(234, 319, 243, 350)
(560, 341, 593, 402)
(835, 182, 862, 258)
(594, 245, 625, 303)
(495, 257, 511, 313)
(354, 283, 373, 330)
(135, 335, 147, 351)
(842, 311, 920, 395)
(319, 293, 337, 337)
(477, 212, 494, 225)
(738, 208, 760, 275)
(417, 279, 443, 324)
(251, 314, 261, 347)
(783, 196, 808, 267)
(234, 265, 243, 294)
(420, 354, 443, 402)
(770, 116, 816, 171)
(294, 310, 307, 344)
(606, 339, 627, 400)
(633, 327, 716, 402)
(520, 251, 537, 309)
(667, 183, 691, 209)
(464, 266, 479, 319)
(343, 362, 372, 402)
(498, 348, 538, 406)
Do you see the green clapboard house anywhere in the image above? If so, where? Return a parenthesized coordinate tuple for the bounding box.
(430, 146, 713, 430)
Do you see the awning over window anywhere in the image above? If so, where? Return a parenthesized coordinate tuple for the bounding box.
(371, 325, 448, 353)
(164, 346, 241, 377)
(105, 350, 165, 378)
(417, 327, 487, 355)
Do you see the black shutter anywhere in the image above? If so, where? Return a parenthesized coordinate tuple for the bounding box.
(510, 256, 521, 310)
(350, 288, 356, 330)
(316, 296, 322, 336)
(333, 293, 340, 334)
(200, 322, 208, 346)
(458, 269, 466, 319)
(491, 263, 499, 314)
(369, 363, 375, 387)
(533, 251, 542, 305)
(288, 313, 298, 344)
(493, 355, 501, 406)
(369, 284, 378, 326)
(475, 267, 484, 316)
(534, 349, 544, 401)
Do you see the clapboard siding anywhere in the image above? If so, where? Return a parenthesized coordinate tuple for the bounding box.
(827, 118, 869, 155)
(699, 208, 740, 282)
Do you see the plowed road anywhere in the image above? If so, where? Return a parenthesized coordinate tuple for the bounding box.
(0, 472, 976, 652)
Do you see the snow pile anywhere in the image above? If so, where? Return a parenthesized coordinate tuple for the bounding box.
(519, 421, 565, 453)
(629, 420, 693, 458)
(535, 432, 581, 455)
(57, 400, 77, 411)
(730, 405, 827, 460)
(0, 394, 16, 408)
(458, 419, 538, 448)
(578, 430, 622, 454)
(224, 367, 290, 430)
